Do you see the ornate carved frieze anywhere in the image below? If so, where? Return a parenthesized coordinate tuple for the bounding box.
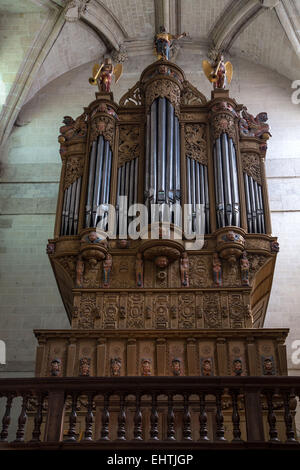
(126, 293, 144, 328)
(55, 256, 77, 282)
(241, 152, 262, 184)
(90, 116, 115, 146)
(178, 294, 195, 328)
(203, 293, 221, 328)
(78, 294, 96, 329)
(118, 125, 140, 167)
(185, 123, 207, 165)
(189, 256, 212, 287)
(145, 79, 181, 116)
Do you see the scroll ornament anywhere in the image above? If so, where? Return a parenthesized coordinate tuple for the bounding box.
(58, 113, 87, 156)
(145, 79, 181, 117)
(90, 116, 115, 146)
(185, 123, 207, 165)
(64, 156, 84, 190)
(241, 152, 262, 184)
(211, 112, 236, 142)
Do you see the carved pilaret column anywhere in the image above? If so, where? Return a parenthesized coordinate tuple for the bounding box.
(209, 92, 243, 231)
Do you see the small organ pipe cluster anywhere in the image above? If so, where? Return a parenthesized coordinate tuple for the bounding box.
(44, 59, 283, 380)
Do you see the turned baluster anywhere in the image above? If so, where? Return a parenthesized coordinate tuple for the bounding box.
(199, 392, 209, 441)
(167, 393, 176, 440)
(65, 393, 78, 441)
(133, 392, 142, 440)
(117, 393, 126, 440)
(230, 389, 242, 442)
(30, 393, 45, 442)
(150, 393, 159, 440)
(0, 394, 14, 442)
(15, 394, 29, 442)
(215, 390, 226, 441)
(266, 391, 279, 442)
(283, 390, 296, 443)
(82, 393, 94, 441)
(100, 393, 110, 440)
(182, 393, 192, 440)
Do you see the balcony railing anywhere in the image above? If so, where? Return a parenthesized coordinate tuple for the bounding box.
(0, 376, 299, 449)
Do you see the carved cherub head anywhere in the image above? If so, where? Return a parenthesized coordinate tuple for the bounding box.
(155, 256, 169, 268)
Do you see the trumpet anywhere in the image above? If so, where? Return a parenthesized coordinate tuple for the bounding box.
(89, 63, 103, 85)
(210, 59, 222, 82)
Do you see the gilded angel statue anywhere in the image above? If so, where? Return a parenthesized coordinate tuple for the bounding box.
(202, 53, 233, 89)
(89, 58, 123, 93)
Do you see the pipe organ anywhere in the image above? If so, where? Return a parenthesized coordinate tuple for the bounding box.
(42, 59, 283, 383)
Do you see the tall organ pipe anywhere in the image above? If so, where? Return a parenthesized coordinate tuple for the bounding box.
(244, 173, 252, 233)
(92, 136, 104, 226)
(204, 165, 210, 233)
(221, 133, 232, 226)
(166, 100, 174, 203)
(85, 141, 97, 227)
(228, 138, 240, 227)
(144, 97, 181, 226)
(157, 97, 166, 203)
(213, 134, 240, 229)
(248, 175, 257, 233)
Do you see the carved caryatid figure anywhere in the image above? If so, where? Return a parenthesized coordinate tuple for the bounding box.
(89, 58, 122, 93)
(154, 26, 187, 60)
(136, 253, 144, 287)
(202, 53, 233, 89)
(212, 253, 222, 286)
(240, 251, 250, 286)
(76, 256, 84, 287)
(103, 253, 113, 287)
(180, 252, 189, 287)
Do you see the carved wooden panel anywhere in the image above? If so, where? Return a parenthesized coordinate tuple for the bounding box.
(118, 125, 140, 167)
(185, 123, 207, 165)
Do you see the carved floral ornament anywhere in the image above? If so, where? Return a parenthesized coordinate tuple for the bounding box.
(241, 152, 262, 184)
(118, 125, 140, 167)
(119, 81, 143, 107)
(211, 112, 236, 142)
(185, 123, 207, 165)
(145, 79, 181, 117)
(64, 156, 84, 190)
(90, 116, 115, 146)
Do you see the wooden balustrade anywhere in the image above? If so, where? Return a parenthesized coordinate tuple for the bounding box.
(0, 377, 299, 449)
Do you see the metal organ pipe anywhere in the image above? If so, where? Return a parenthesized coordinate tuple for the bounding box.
(213, 133, 240, 229)
(221, 133, 232, 226)
(144, 97, 181, 226)
(243, 172, 266, 234)
(85, 141, 97, 227)
(228, 138, 240, 227)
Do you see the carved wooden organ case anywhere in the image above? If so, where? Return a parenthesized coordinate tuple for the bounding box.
(39, 60, 287, 379)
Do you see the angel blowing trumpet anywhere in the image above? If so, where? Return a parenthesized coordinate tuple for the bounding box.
(89, 58, 123, 93)
(202, 53, 233, 89)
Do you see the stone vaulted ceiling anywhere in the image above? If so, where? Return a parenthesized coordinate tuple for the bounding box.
(0, 0, 300, 146)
